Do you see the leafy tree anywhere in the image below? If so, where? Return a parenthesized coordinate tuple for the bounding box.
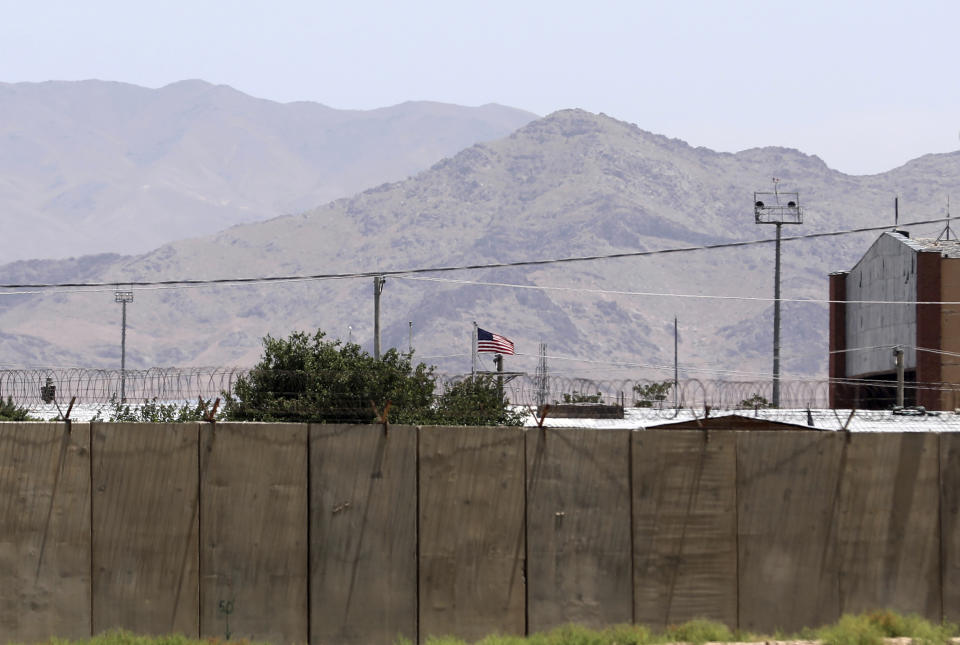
(559, 391, 604, 404)
(433, 375, 526, 426)
(224, 329, 525, 425)
(740, 393, 774, 409)
(634, 380, 674, 408)
(223, 330, 435, 423)
(93, 395, 219, 423)
(0, 394, 33, 421)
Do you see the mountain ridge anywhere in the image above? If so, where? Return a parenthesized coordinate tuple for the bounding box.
(1, 108, 958, 380)
(0, 79, 537, 262)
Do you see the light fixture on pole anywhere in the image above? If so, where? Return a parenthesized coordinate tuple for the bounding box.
(114, 289, 134, 402)
(753, 179, 802, 408)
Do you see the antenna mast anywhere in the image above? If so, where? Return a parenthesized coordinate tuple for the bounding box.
(937, 195, 955, 241)
(536, 342, 549, 408)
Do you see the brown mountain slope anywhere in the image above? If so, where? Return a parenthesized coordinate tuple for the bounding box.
(0, 79, 536, 262)
(0, 109, 958, 381)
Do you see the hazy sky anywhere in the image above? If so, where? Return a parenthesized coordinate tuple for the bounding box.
(2, 0, 957, 175)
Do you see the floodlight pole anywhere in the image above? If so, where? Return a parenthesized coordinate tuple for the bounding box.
(754, 183, 802, 409)
(772, 222, 782, 408)
(114, 289, 134, 402)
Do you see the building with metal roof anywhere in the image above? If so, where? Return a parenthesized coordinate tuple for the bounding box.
(829, 230, 960, 410)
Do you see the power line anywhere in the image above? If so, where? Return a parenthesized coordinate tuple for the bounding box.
(830, 345, 960, 358)
(395, 274, 960, 306)
(10, 268, 960, 307)
(0, 217, 948, 292)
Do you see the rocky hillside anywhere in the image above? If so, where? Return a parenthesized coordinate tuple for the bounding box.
(1, 109, 958, 380)
(0, 79, 536, 261)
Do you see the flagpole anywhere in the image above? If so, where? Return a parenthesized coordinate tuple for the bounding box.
(471, 321, 477, 376)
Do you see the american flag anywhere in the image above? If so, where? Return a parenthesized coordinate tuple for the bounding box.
(477, 327, 515, 355)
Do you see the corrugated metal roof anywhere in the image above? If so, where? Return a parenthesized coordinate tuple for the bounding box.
(894, 233, 960, 258)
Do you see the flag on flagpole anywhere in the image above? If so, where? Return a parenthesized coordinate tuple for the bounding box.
(477, 327, 515, 355)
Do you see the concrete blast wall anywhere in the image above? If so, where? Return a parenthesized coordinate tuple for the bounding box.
(526, 428, 632, 632)
(199, 423, 308, 643)
(633, 430, 737, 628)
(419, 426, 526, 642)
(310, 424, 417, 645)
(0, 423, 90, 642)
(0, 423, 956, 644)
(91, 423, 199, 635)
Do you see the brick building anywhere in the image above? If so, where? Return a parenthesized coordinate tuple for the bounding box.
(829, 230, 960, 410)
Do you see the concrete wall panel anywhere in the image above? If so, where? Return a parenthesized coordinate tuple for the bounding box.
(835, 433, 940, 619)
(310, 424, 417, 645)
(526, 428, 632, 632)
(91, 423, 199, 636)
(632, 430, 737, 628)
(0, 422, 91, 642)
(737, 431, 843, 632)
(419, 427, 525, 643)
(200, 423, 308, 644)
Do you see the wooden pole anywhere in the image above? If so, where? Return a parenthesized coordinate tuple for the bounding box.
(373, 275, 385, 359)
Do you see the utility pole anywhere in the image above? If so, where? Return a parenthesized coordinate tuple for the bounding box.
(373, 275, 385, 360)
(408, 321, 413, 354)
(754, 180, 802, 408)
(114, 289, 134, 402)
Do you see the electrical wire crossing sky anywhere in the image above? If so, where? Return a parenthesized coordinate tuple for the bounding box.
(0, 218, 946, 293)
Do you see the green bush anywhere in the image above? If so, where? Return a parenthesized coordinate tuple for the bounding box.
(633, 380, 673, 408)
(859, 610, 957, 645)
(222, 329, 523, 426)
(739, 393, 773, 409)
(93, 396, 219, 423)
(0, 394, 33, 421)
(813, 611, 960, 645)
(11, 610, 960, 645)
(432, 375, 526, 426)
(559, 391, 603, 404)
(223, 330, 435, 424)
(663, 618, 735, 644)
(817, 614, 887, 645)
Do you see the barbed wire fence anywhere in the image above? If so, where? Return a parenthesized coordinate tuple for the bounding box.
(3, 366, 957, 423)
